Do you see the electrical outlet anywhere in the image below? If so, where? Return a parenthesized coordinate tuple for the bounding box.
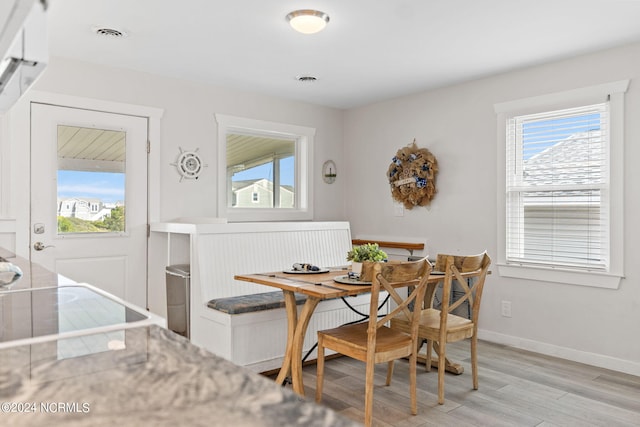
(501, 300, 512, 318)
(394, 205, 404, 217)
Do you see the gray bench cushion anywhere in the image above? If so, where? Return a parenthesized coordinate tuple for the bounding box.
(207, 291, 307, 315)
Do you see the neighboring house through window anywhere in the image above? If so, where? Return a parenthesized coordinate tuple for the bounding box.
(506, 103, 607, 270)
(215, 114, 314, 221)
(495, 80, 628, 289)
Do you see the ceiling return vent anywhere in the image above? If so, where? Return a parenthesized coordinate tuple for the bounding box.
(94, 27, 127, 38)
(297, 75, 317, 82)
(0, 0, 48, 112)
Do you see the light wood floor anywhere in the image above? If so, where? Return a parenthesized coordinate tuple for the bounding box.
(288, 340, 640, 426)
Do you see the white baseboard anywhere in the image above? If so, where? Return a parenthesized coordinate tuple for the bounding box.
(478, 329, 640, 377)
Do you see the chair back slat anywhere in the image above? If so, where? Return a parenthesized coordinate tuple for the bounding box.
(434, 253, 486, 273)
(436, 252, 491, 323)
(366, 259, 431, 343)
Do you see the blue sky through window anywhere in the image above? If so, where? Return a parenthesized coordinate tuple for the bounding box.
(522, 113, 600, 160)
(57, 171, 125, 204)
(58, 156, 294, 205)
(232, 156, 294, 186)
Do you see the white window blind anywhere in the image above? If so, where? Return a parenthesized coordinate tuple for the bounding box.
(505, 102, 609, 271)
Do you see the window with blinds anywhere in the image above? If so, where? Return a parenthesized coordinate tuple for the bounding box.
(505, 102, 609, 271)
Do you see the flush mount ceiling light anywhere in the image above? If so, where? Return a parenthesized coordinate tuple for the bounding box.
(286, 9, 330, 34)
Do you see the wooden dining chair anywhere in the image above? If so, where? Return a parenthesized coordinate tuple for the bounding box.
(315, 258, 431, 427)
(391, 251, 491, 405)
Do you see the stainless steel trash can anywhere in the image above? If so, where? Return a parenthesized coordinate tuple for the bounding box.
(165, 264, 190, 338)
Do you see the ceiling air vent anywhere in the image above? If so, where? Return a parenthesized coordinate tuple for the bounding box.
(94, 27, 127, 38)
(297, 75, 317, 82)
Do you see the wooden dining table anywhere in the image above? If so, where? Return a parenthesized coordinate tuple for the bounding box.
(234, 268, 466, 396)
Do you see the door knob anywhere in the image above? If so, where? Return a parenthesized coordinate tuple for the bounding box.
(33, 242, 55, 251)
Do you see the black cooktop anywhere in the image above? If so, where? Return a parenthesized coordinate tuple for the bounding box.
(0, 285, 148, 343)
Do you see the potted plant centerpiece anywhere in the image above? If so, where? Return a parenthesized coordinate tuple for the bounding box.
(346, 243, 388, 282)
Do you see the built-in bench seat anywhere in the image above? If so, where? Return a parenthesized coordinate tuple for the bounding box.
(179, 221, 375, 373)
(207, 291, 307, 315)
(152, 221, 429, 373)
(205, 237, 427, 317)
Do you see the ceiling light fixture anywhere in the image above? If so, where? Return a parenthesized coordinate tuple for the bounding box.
(286, 9, 329, 34)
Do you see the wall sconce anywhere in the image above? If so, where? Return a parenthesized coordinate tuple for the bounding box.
(322, 160, 337, 184)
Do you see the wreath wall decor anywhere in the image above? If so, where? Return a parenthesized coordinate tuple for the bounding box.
(387, 140, 438, 209)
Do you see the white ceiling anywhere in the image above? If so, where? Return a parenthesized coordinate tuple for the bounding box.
(46, 0, 640, 110)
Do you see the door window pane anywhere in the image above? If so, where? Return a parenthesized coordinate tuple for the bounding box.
(57, 125, 126, 234)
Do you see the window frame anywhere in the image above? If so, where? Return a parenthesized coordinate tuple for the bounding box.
(494, 80, 628, 289)
(215, 114, 314, 222)
(506, 103, 608, 270)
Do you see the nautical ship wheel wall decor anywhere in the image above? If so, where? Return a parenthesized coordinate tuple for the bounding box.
(171, 147, 207, 181)
(387, 140, 438, 209)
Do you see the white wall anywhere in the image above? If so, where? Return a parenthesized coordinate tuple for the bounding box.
(26, 57, 347, 224)
(3, 56, 346, 316)
(3, 43, 639, 375)
(344, 42, 640, 375)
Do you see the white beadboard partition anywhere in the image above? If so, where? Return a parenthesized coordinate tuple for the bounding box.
(154, 220, 378, 372)
(196, 223, 352, 302)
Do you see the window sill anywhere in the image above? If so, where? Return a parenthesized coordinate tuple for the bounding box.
(497, 263, 622, 289)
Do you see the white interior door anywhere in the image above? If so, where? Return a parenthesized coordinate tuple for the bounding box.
(30, 103, 149, 308)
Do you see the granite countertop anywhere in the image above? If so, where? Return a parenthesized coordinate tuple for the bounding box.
(0, 250, 360, 426)
(0, 325, 359, 426)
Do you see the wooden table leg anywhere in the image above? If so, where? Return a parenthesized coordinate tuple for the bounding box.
(416, 353, 464, 375)
(415, 341, 464, 375)
(275, 290, 298, 386)
(290, 297, 320, 396)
